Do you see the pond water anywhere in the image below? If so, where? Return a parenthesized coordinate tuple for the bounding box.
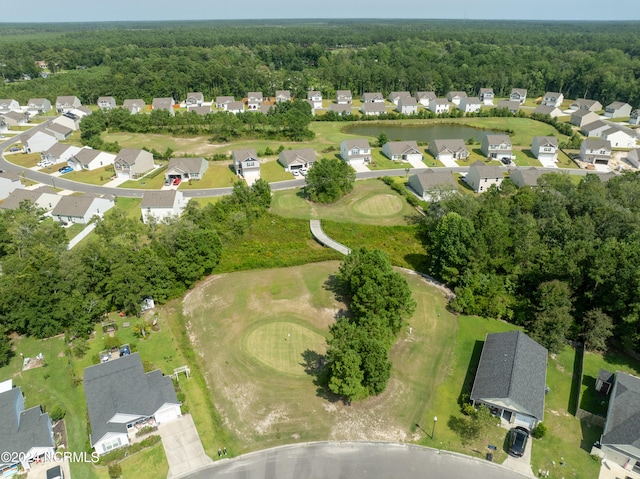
(344, 124, 502, 143)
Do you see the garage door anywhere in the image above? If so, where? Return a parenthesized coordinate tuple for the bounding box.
(514, 413, 535, 430)
(155, 405, 180, 424)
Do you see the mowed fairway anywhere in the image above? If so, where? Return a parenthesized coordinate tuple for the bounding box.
(183, 261, 456, 453)
(270, 179, 420, 226)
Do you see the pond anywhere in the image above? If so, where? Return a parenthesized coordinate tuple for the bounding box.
(344, 123, 503, 143)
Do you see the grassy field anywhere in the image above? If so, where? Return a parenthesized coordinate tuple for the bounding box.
(270, 179, 421, 226)
(183, 261, 457, 453)
(64, 166, 115, 185)
(179, 163, 237, 189)
(260, 159, 294, 182)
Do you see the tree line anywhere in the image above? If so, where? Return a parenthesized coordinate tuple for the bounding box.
(1, 21, 639, 108)
(421, 173, 640, 354)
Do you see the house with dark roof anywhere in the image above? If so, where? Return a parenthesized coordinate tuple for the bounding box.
(165, 157, 208, 181)
(465, 160, 505, 193)
(571, 109, 601, 127)
(626, 148, 640, 168)
(510, 88, 527, 104)
(0, 379, 55, 472)
(470, 330, 548, 429)
(604, 102, 632, 119)
(428, 139, 469, 162)
(45, 122, 73, 141)
(382, 141, 422, 163)
(97, 97, 117, 110)
(141, 190, 187, 224)
(51, 194, 114, 225)
(408, 169, 457, 201)
(226, 101, 245, 115)
(600, 372, 640, 473)
(123, 99, 146, 115)
(580, 120, 610, 138)
(329, 103, 352, 116)
(188, 105, 211, 115)
(84, 353, 181, 455)
(388, 91, 411, 105)
(497, 100, 520, 115)
(55, 96, 81, 113)
(1, 110, 29, 127)
(479, 88, 494, 105)
(481, 134, 512, 160)
(340, 139, 371, 166)
(113, 148, 155, 179)
(531, 136, 559, 163)
(580, 139, 611, 166)
(510, 167, 545, 188)
(277, 148, 317, 172)
(335, 90, 353, 105)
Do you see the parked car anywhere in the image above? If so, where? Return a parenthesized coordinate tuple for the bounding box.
(292, 169, 299, 176)
(508, 426, 529, 457)
(164, 178, 171, 186)
(58, 166, 73, 174)
(9, 147, 21, 152)
(172, 177, 181, 186)
(46, 465, 64, 479)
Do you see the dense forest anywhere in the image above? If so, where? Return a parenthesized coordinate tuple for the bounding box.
(1, 20, 639, 107)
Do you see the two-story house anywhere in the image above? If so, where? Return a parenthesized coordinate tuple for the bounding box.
(97, 96, 117, 110)
(481, 134, 512, 160)
(247, 92, 263, 111)
(340, 139, 371, 166)
(479, 88, 494, 105)
(541, 92, 564, 108)
(604, 102, 632, 118)
(335, 90, 353, 105)
(428, 98, 450, 114)
(580, 139, 612, 166)
(307, 91, 323, 109)
(510, 88, 527, 104)
(531, 136, 559, 164)
(233, 148, 261, 183)
(113, 148, 155, 179)
(465, 160, 504, 193)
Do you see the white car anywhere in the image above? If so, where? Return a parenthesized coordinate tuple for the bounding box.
(292, 169, 299, 176)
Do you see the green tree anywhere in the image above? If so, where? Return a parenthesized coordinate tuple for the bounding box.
(582, 308, 614, 352)
(305, 157, 355, 203)
(428, 212, 476, 285)
(528, 280, 573, 353)
(377, 132, 388, 147)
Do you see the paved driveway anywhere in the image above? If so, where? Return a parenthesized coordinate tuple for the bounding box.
(502, 430, 535, 477)
(158, 415, 212, 479)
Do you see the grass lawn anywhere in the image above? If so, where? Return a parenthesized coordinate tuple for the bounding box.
(5, 152, 41, 168)
(64, 223, 85, 241)
(512, 147, 543, 167)
(95, 442, 168, 479)
(179, 163, 238, 189)
(557, 150, 579, 169)
(260, 159, 294, 182)
(183, 261, 456, 454)
(64, 166, 115, 186)
(270, 179, 421, 226)
(118, 173, 166, 190)
(111, 197, 142, 219)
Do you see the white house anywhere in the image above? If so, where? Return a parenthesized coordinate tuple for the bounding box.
(233, 148, 261, 183)
(329, 104, 352, 116)
(123, 99, 146, 114)
(226, 101, 245, 114)
(0, 186, 61, 213)
(571, 109, 600, 127)
(479, 88, 494, 105)
(360, 102, 387, 116)
(141, 190, 187, 224)
(55, 95, 81, 112)
(532, 104, 564, 118)
(275, 90, 291, 103)
(388, 91, 411, 105)
(429, 98, 450, 114)
(340, 139, 371, 166)
(428, 139, 469, 162)
(84, 353, 181, 456)
(602, 125, 637, 149)
(580, 139, 612, 166)
(531, 136, 559, 163)
(336, 90, 353, 105)
(0, 99, 19, 112)
(307, 91, 322, 109)
(541, 92, 564, 108)
(215, 96, 234, 110)
(630, 109, 640, 126)
(67, 147, 116, 171)
(151, 97, 175, 115)
(184, 92, 204, 107)
(277, 148, 317, 172)
(446, 91, 467, 106)
(382, 141, 422, 162)
(497, 100, 520, 115)
(408, 169, 458, 201)
(246, 92, 263, 110)
(52, 194, 114, 225)
(458, 97, 482, 113)
(415, 91, 436, 106)
(41, 143, 82, 164)
(45, 122, 73, 141)
(362, 92, 385, 103)
(0, 171, 22, 200)
(26, 98, 52, 115)
(97, 96, 117, 110)
(166, 157, 208, 181)
(22, 130, 57, 153)
(626, 148, 640, 168)
(397, 97, 418, 115)
(465, 160, 504, 193)
(509, 88, 527, 104)
(570, 98, 603, 112)
(481, 134, 512, 160)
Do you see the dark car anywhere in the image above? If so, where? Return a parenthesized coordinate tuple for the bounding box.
(46, 465, 64, 479)
(508, 426, 529, 457)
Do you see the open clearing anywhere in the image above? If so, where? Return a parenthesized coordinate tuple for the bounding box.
(183, 261, 456, 453)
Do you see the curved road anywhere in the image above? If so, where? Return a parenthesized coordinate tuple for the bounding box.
(180, 442, 530, 479)
(0, 120, 612, 199)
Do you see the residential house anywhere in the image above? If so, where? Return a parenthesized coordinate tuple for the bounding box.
(67, 147, 116, 171)
(307, 91, 323, 109)
(1, 110, 29, 127)
(408, 169, 458, 201)
(226, 101, 245, 114)
(41, 143, 81, 164)
(630, 109, 640, 126)
(340, 139, 372, 166)
(184, 92, 204, 107)
(581, 120, 611, 138)
(596, 370, 615, 395)
(510, 167, 545, 188)
(470, 330, 548, 429)
(75, 106, 93, 117)
(428, 139, 469, 162)
(52, 193, 114, 224)
(45, 122, 73, 141)
(188, 105, 211, 115)
(382, 141, 422, 163)
(165, 157, 208, 181)
(599, 372, 640, 474)
(0, 186, 60, 213)
(458, 97, 481, 113)
(0, 171, 22, 200)
(531, 136, 559, 163)
(570, 98, 603, 112)
(428, 98, 450, 114)
(397, 97, 418, 115)
(97, 96, 116, 110)
(532, 104, 564, 118)
(123, 99, 146, 115)
(481, 134, 512, 160)
(362, 92, 385, 103)
(360, 102, 387, 116)
(113, 148, 155, 179)
(55, 95, 81, 113)
(0, 99, 19, 112)
(570, 109, 600, 127)
(541, 92, 564, 108)
(626, 148, 640, 168)
(0, 116, 6, 133)
(388, 91, 411, 105)
(580, 139, 612, 166)
(497, 100, 520, 115)
(84, 353, 181, 456)
(151, 98, 176, 115)
(602, 125, 638, 149)
(335, 90, 353, 104)
(215, 96, 234, 110)
(246, 92, 263, 110)
(510, 88, 527, 104)
(479, 88, 494, 105)
(26, 98, 52, 115)
(329, 104, 352, 116)
(446, 91, 467, 106)
(278, 148, 317, 172)
(53, 111, 82, 131)
(233, 149, 261, 182)
(275, 90, 291, 103)
(260, 105, 273, 115)
(415, 91, 436, 106)
(465, 160, 505, 192)
(22, 130, 57, 153)
(141, 190, 187, 224)
(0, 379, 55, 472)
(604, 102, 632, 118)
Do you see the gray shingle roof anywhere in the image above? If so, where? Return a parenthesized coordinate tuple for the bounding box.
(167, 157, 207, 174)
(533, 105, 559, 115)
(602, 372, 640, 448)
(342, 139, 370, 150)
(583, 139, 611, 150)
(385, 141, 420, 156)
(533, 136, 558, 148)
(412, 169, 457, 190)
(0, 387, 53, 458)
(279, 148, 316, 166)
(51, 194, 96, 218)
(141, 190, 178, 208)
(0, 187, 55, 210)
(430, 139, 468, 155)
(46, 122, 73, 136)
(512, 167, 544, 187)
(470, 330, 548, 422)
(233, 148, 258, 162)
(84, 353, 179, 446)
(469, 160, 504, 179)
(361, 102, 387, 113)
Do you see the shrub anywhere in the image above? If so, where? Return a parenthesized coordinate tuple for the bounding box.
(461, 403, 476, 416)
(104, 336, 121, 350)
(49, 405, 66, 421)
(108, 463, 122, 479)
(531, 422, 547, 439)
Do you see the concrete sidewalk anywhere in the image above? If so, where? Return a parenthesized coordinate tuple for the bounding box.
(158, 414, 212, 479)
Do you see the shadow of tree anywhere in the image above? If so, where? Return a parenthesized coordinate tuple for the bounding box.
(580, 419, 602, 453)
(300, 348, 340, 403)
(403, 253, 429, 273)
(324, 273, 349, 305)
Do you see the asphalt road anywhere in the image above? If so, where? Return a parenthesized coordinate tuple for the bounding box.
(182, 442, 531, 479)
